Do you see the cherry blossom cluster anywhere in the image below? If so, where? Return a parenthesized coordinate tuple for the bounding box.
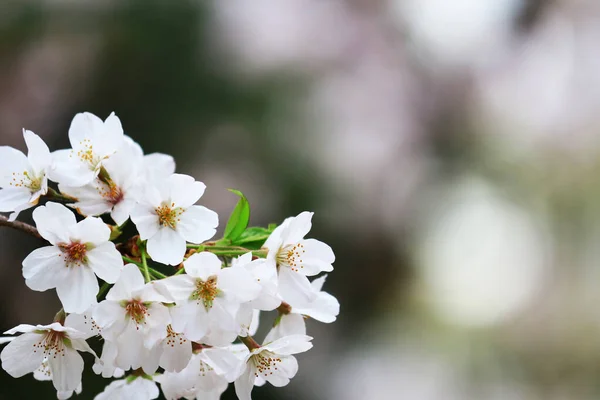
(0, 112, 339, 399)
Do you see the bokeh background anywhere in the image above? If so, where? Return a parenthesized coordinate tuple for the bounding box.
(1, 0, 600, 399)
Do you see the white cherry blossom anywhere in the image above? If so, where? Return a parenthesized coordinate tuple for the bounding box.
(0, 322, 95, 399)
(234, 334, 313, 400)
(265, 211, 335, 305)
(93, 264, 173, 373)
(156, 252, 261, 344)
(59, 137, 144, 225)
(50, 112, 124, 187)
(94, 376, 159, 400)
(156, 350, 233, 400)
(0, 129, 51, 221)
(130, 173, 218, 265)
(22, 202, 123, 313)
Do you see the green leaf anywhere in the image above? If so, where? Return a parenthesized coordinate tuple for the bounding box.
(232, 226, 278, 249)
(223, 189, 250, 242)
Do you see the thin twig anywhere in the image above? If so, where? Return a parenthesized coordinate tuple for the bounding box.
(0, 215, 42, 240)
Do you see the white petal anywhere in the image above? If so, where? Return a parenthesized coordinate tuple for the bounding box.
(92, 301, 125, 338)
(22, 246, 70, 291)
(170, 303, 209, 342)
(201, 347, 246, 382)
(169, 174, 205, 208)
(0, 146, 28, 187)
(114, 322, 145, 370)
(0, 332, 45, 377)
(110, 198, 135, 226)
(48, 347, 84, 394)
(0, 187, 32, 212)
(154, 275, 195, 301)
(86, 242, 123, 283)
(59, 182, 112, 217)
(130, 204, 160, 240)
(4, 324, 42, 335)
(69, 216, 110, 245)
(177, 205, 218, 244)
(50, 149, 97, 187)
(266, 314, 306, 344)
(183, 252, 222, 280)
(295, 291, 340, 323)
(56, 267, 99, 313)
(281, 212, 313, 244)
(278, 267, 316, 305)
(159, 334, 192, 372)
(262, 334, 313, 355)
(265, 355, 297, 387)
(234, 364, 255, 400)
(142, 303, 171, 349)
(140, 344, 162, 375)
(23, 129, 51, 174)
(32, 202, 75, 245)
(97, 112, 124, 156)
(143, 153, 175, 181)
(146, 227, 186, 265)
(64, 311, 100, 339)
(299, 238, 335, 275)
(218, 267, 261, 302)
(106, 264, 144, 301)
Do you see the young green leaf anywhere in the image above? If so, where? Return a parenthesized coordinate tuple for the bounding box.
(223, 189, 250, 242)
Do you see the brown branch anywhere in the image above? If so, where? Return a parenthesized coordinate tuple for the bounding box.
(0, 215, 42, 240)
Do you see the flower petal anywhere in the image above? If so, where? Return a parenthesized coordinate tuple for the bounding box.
(234, 364, 255, 400)
(281, 211, 313, 244)
(278, 267, 316, 305)
(170, 303, 209, 342)
(0, 332, 45, 377)
(69, 216, 110, 245)
(264, 355, 297, 387)
(106, 264, 145, 301)
(177, 205, 218, 244)
(154, 275, 195, 301)
(23, 130, 51, 174)
(0, 187, 32, 213)
(146, 227, 186, 266)
(183, 252, 222, 280)
(48, 347, 84, 394)
(56, 266, 99, 313)
(169, 174, 205, 208)
(0, 146, 28, 187)
(298, 238, 334, 275)
(86, 242, 123, 283)
(130, 204, 160, 240)
(218, 267, 261, 302)
(22, 246, 70, 291)
(32, 202, 76, 245)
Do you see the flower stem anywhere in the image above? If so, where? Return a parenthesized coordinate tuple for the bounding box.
(97, 282, 111, 300)
(141, 248, 151, 283)
(122, 256, 142, 267)
(147, 267, 167, 279)
(46, 188, 77, 203)
(239, 334, 261, 350)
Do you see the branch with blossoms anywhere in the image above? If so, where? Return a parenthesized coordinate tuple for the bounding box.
(0, 112, 339, 400)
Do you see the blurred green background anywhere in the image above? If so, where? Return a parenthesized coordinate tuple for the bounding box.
(3, 0, 600, 399)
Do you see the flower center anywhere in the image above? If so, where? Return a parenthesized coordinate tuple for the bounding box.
(98, 181, 124, 206)
(198, 360, 214, 377)
(190, 275, 221, 310)
(10, 170, 42, 192)
(32, 330, 68, 358)
(155, 202, 183, 229)
(59, 241, 88, 267)
(276, 243, 306, 272)
(165, 325, 187, 347)
(251, 350, 282, 378)
(124, 299, 150, 328)
(74, 139, 102, 170)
